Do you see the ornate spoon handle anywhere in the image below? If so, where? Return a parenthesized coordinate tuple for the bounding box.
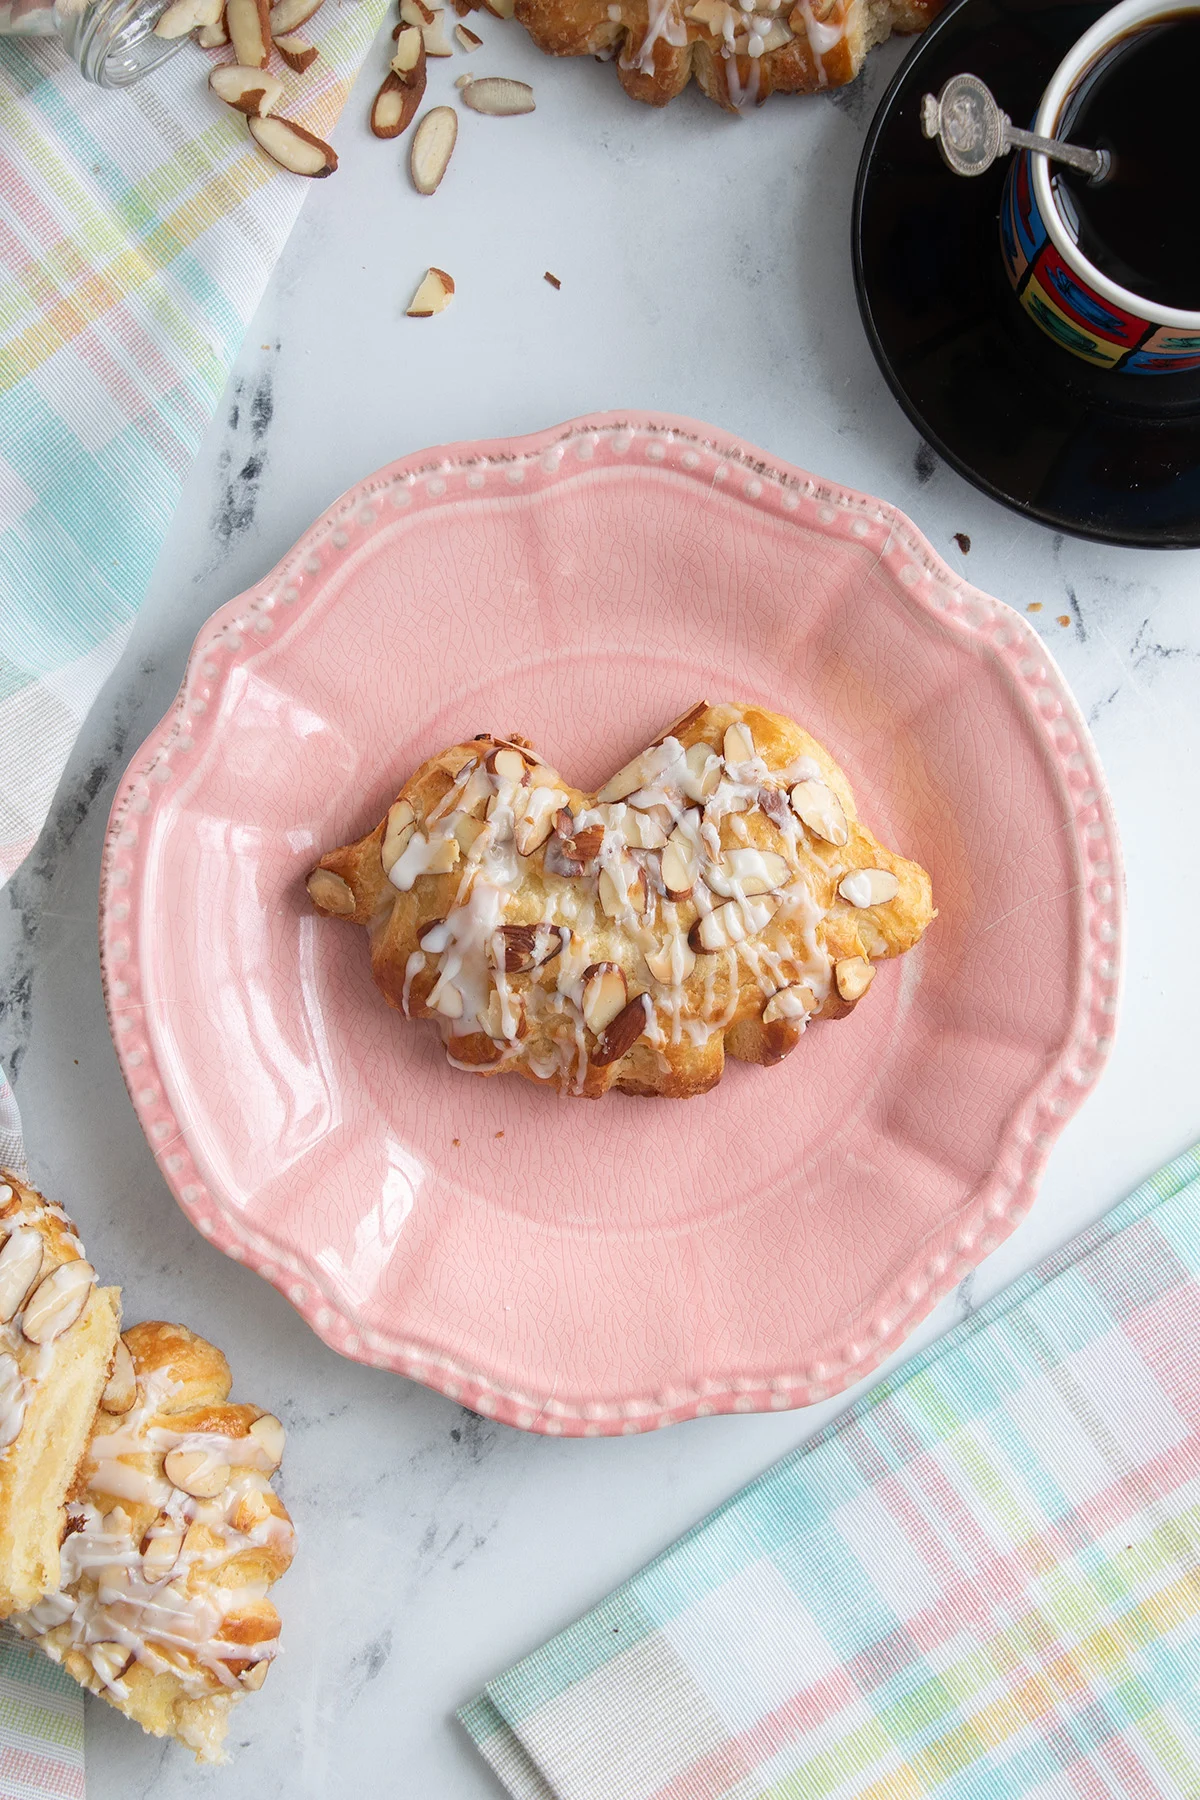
(921, 73, 1111, 181)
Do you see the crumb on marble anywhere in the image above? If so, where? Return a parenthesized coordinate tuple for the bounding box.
(952, 532, 970, 554)
(1027, 603, 1042, 613)
(544, 272, 561, 290)
(1057, 615, 1071, 627)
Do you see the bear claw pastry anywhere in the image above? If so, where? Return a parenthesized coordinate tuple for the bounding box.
(307, 702, 935, 1098)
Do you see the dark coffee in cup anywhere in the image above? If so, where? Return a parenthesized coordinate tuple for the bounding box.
(1054, 13, 1200, 313)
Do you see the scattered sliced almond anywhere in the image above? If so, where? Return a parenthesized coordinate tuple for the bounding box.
(689, 893, 780, 954)
(249, 113, 338, 176)
(455, 71, 475, 86)
(399, 0, 434, 21)
(723, 720, 755, 764)
(481, 0, 514, 16)
(391, 21, 422, 70)
(582, 962, 628, 1034)
(381, 799, 417, 874)
(461, 75, 535, 114)
(372, 71, 416, 135)
(790, 778, 848, 846)
(834, 956, 874, 1003)
(592, 994, 648, 1066)
(164, 1448, 231, 1499)
(0, 1227, 43, 1325)
(141, 1524, 184, 1582)
(248, 1413, 285, 1469)
(268, 0, 323, 32)
(644, 935, 696, 985)
(21, 1260, 95, 1344)
(454, 20, 482, 46)
(210, 63, 283, 115)
(544, 270, 561, 289)
(100, 1337, 137, 1414)
(226, 0, 270, 65)
(407, 267, 456, 315)
(307, 867, 355, 914)
(154, 0, 222, 38)
(838, 867, 899, 908)
(274, 29, 317, 69)
(762, 983, 816, 1023)
(196, 14, 229, 44)
(422, 8, 453, 53)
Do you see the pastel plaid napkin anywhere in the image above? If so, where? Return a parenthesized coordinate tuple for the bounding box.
(0, 1639, 84, 1800)
(0, 0, 385, 885)
(461, 1143, 1200, 1800)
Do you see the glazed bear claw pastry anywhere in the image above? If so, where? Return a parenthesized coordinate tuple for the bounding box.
(458, 0, 944, 112)
(308, 702, 935, 1099)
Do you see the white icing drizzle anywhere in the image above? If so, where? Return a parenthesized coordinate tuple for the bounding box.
(620, 0, 687, 71)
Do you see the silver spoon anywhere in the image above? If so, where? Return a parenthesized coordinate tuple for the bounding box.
(921, 73, 1111, 182)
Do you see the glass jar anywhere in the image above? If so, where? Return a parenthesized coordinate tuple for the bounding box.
(0, 0, 182, 84)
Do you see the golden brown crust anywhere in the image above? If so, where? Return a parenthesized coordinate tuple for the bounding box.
(309, 702, 935, 1098)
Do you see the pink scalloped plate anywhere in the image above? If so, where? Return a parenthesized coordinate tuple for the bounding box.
(99, 412, 1123, 1435)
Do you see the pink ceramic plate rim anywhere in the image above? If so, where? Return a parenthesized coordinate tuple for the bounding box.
(99, 411, 1123, 1435)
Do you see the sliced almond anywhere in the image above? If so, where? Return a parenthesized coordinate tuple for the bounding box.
(399, 0, 434, 21)
(790, 779, 848, 847)
(407, 267, 456, 316)
(274, 29, 317, 69)
(762, 983, 816, 1023)
(598, 861, 647, 918)
(0, 1227, 44, 1324)
(154, 0, 222, 37)
(582, 963, 628, 1034)
(709, 848, 790, 897)
(22, 1260, 95, 1344)
(758, 784, 789, 829)
(621, 808, 667, 850)
(240, 1660, 271, 1690)
(141, 1524, 184, 1582)
(209, 63, 283, 115)
(89, 1643, 133, 1686)
(596, 741, 675, 805)
(249, 114, 338, 177)
(433, 981, 464, 1018)
(758, 985, 812, 1064)
(454, 20, 482, 46)
(548, 812, 603, 872)
(689, 893, 780, 954)
(0, 1354, 26, 1449)
(100, 1337, 137, 1414)
(381, 799, 417, 873)
(390, 22, 423, 71)
(756, 14, 791, 47)
(723, 720, 755, 764)
(491, 922, 563, 973)
(461, 76, 535, 114)
(515, 786, 564, 856)
(453, 813, 486, 854)
(486, 745, 527, 783)
(681, 740, 721, 801)
(226, 0, 270, 65)
(644, 936, 695, 985)
(481, 0, 514, 15)
(422, 9, 453, 53)
(164, 1447, 231, 1499)
(478, 989, 526, 1041)
(838, 867, 899, 908)
(307, 867, 355, 914)
(268, 0, 322, 31)
(248, 1413, 285, 1469)
(660, 837, 696, 901)
(835, 956, 875, 1004)
(592, 994, 648, 1067)
(196, 15, 229, 44)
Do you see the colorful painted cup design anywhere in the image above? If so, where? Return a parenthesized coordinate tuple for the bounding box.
(1000, 0, 1200, 373)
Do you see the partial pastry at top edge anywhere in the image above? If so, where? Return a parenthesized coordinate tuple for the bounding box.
(307, 701, 936, 1098)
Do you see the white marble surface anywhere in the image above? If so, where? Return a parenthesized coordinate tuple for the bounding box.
(2, 13, 1200, 1796)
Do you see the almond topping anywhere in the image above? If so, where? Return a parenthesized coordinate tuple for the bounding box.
(790, 778, 848, 846)
(248, 114, 338, 177)
(491, 923, 564, 972)
(582, 962, 628, 1034)
(723, 719, 755, 764)
(154, 0, 222, 37)
(89, 1642, 134, 1686)
(762, 983, 816, 1023)
(596, 742, 674, 804)
(100, 1337, 137, 1414)
(268, 0, 323, 31)
(248, 1412, 285, 1469)
(486, 745, 527, 782)
(433, 981, 464, 1018)
(481, 0, 515, 15)
(0, 1354, 25, 1449)
(681, 740, 721, 801)
(514, 786, 565, 856)
(22, 1260, 95, 1344)
(240, 1660, 271, 1690)
(644, 936, 695, 985)
(390, 22, 423, 71)
(593, 994, 648, 1066)
(141, 1524, 184, 1582)
(838, 867, 899, 908)
(226, 0, 270, 65)
(835, 956, 874, 1003)
(688, 893, 780, 954)
(454, 20, 482, 46)
(709, 848, 790, 897)
(274, 29, 317, 68)
(461, 76, 536, 114)
(599, 861, 648, 918)
(381, 799, 417, 873)
(406, 266, 455, 314)
(660, 836, 697, 901)
(307, 867, 355, 915)
(209, 62, 283, 115)
(453, 813, 486, 854)
(164, 1447, 231, 1499)
(0, 1227, 43, 1324)
(621, 808, 667, 850)
(422, 9, 453, 52)
(550, 812, 603, 871)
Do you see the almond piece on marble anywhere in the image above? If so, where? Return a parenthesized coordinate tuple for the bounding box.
(421, 8, 454, 52)
(209, 62, 283, 115)
(838, 868, 898, 908)
(249, 114, 338, 177)
(407, 267, 455, 315)
(582, 962, 628, 1034)
(454, 20, 481, 45)
(460, 75, 535, 113)
(22, 1260, 95, 1344)
(480, 0, 514, 15)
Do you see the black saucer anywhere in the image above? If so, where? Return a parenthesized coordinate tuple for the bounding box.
(852, 0, 1200, 547)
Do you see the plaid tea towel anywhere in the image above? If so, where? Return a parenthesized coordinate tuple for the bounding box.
(0, 1639, 84, 1800)
(461, 1142, 1200, 1800)
(0, 0, 385, 886)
